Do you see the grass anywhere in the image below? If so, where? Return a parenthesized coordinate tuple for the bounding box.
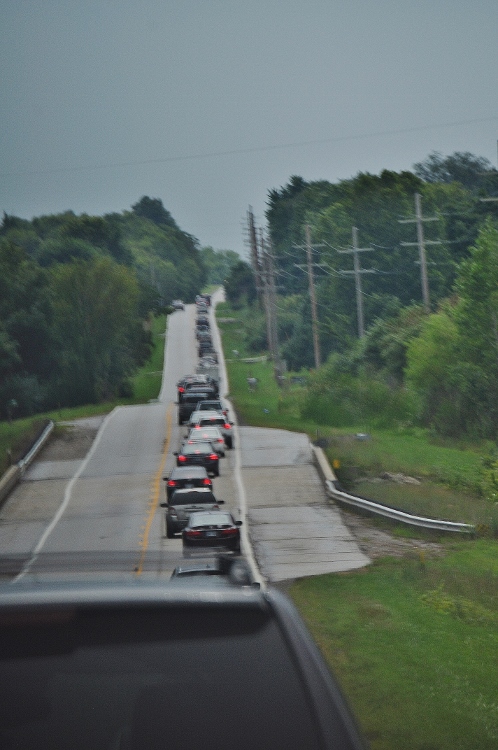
(0, 314, 167, 475)
(217, 300, 498, 749)
(126, 313, 166, 403)
(290, 546, 498, 750)
(217, 303, 497, 529)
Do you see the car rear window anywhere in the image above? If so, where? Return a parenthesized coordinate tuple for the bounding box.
(184, 393, 209, 403)
(0, 606, 323, 750)
(200, 417, 224, 426)
(170, 492, 216, 505)
(191, 513, 232, 526)
(181, 442, 213, 454)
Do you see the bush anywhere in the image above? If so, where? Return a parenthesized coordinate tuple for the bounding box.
(301, 372, 418, 429)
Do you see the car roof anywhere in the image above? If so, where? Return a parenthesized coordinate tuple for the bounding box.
(190, 409, 223, 419)
(188, 511, 233, 525)
(169, 488, 216, 499)
(0, 582, 366, 749)
(166, 466, 209, 479)
(188, 426, 222, 434)
(180, 441, 216, 453)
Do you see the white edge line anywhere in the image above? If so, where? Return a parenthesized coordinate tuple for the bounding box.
(13, 408, 121, 582)
(210, 290, 265, 587)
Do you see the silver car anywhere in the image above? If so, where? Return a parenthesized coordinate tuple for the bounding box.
(188, 410, 234, 449)
(185, 425, 226, 456)
(160, 487, 225, 538)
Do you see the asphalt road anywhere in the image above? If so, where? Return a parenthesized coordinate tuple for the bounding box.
(0, 297, 369, 583)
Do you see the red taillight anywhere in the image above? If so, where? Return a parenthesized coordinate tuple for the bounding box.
(178, 455, 187, 462)
(209, 453, 218, 460)
(178, 386, 185, 393)
(194, 425, 200, 429)
(220, 527, 237, 537)
(167, 480, 176, 487)
(224, 424, 230, 430)
(202, 478, 212, 486)
(185, 529, 202, 538)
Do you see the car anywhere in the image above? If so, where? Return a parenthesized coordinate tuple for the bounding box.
(177, 389, 219, 425)
(189, 410, 234, 448)
(0, 580, 367, 750)
(174, 441, 220, 476)
(184, 425, 226, 456)
(161, 487, 224, 537)
(171, 299, 185, 310)
(182, 510, 242, 555)
(170, 555, 259, 587)
(177, 374, 219, 398)
(196, 293, 211, 306)
(198, 341, 216, 358)
(177, 373, 212, 395)
(163, 465, 213, 501)
(196, 398, 229, 418)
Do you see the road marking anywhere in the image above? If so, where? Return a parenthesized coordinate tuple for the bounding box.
(134, 404, 173, 576)
(13, 408, 120, 583)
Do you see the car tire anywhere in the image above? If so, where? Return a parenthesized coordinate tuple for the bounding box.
(166, 524, 175, 539)
(226, 438, 233, 449)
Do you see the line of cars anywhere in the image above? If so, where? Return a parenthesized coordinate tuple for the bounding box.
(0, 293, 366, 749)
(162, 297, 240, 556)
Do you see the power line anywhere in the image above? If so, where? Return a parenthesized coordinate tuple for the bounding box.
(4, 115, 498, 177)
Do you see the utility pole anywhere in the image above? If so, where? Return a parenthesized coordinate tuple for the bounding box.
(399, 193, 440, 312)
(337, 227, 374, 338)
(259, 228, 273, 358)
(247, 207, 263, 304)
(258, 230, 282, 383)
(292, 225, 325, 369)
(305, 224, 322, 368)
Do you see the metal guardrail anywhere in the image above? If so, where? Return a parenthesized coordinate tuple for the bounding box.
(18, 421, 54, 474)
(311, 444, 475, 535)
(0, 421, 55, 507)
(325, 479, 475, 535)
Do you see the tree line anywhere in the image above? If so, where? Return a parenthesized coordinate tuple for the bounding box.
(225, 152, 498, 440)
(0, 196, 208, 418)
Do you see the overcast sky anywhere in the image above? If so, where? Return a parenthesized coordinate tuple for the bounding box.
(1, 0, 497, 257)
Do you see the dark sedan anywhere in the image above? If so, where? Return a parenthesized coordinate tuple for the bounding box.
(174, 441, 220, 476)
(182, 511, 242, 556)
(163, 466, 213, 501)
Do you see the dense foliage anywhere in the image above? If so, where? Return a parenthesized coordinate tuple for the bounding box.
(245, 152, 498, 439)
(0, 197, 206, 417)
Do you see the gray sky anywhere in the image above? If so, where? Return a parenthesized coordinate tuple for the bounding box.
(1, 0, 497, 257)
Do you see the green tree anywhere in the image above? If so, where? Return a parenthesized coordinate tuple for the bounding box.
(413, 151, 497, 192)
(405, 306, 460, 432)
(131, 196, 178, 229)
(224, 261, 256, 308)
(50, 257, 140, 404)
(199, 246, 240, 285)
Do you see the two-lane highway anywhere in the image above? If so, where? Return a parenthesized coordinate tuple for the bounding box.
(0, 303, 238, 580)
(0, 297, 368, 584)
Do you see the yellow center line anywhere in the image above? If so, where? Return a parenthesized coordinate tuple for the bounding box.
(135, 404, 173, 576)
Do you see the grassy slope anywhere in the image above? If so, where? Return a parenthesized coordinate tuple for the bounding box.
(0, 314, 167, 475)
(217, 302, 498, 750)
